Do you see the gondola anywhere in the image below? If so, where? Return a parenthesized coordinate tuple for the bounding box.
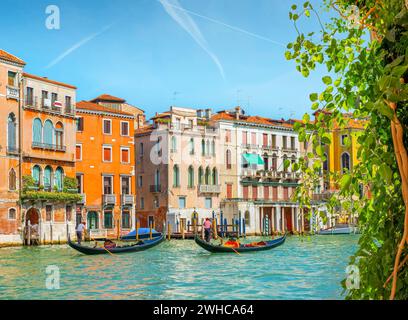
(68, 234, 165, 255)
(194, 234, 286, 253)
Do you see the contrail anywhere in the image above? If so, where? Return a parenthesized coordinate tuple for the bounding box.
(45, 23, 114, 69)
(157, 0, 285, 47)
(159, 0, 225, 79)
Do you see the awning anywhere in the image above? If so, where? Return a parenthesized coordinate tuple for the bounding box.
(242, 153, 264, 166)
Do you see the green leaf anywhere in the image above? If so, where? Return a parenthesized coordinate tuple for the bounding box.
(315, 145, 324, 157)
(322, 76, 332, 85)
(340, 174, 352, 191)
(284, 159, 291, 169)
(310, 93, 318, 101)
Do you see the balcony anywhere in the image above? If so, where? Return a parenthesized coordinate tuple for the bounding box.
(262, 145, 279, 152)
(121, 194, 134, 205)
(150, 185, 162, 193)
(32, 142, 66, 152)
(77, 193, 86, 204)
(6, 146, 20, 156)
(199, 185, 221, 193)
(6, 86, 19, 100)
(103, 194, 116, 205)
(282, 147, 298, 153)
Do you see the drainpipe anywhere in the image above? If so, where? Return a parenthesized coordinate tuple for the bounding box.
(18, 72, 23, 243)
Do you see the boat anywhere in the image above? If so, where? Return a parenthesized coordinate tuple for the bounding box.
(68, 234, 165, 255)
(318, 224, 358, 235)
(120, 228, 161, 241)
(194, 234, 286, 253)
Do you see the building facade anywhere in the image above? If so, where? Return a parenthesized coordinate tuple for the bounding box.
(75, 98, 136, 238)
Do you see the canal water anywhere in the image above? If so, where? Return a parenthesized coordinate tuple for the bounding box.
(0, 235, 359, 300)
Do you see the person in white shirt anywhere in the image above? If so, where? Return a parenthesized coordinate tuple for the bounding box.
(76, 221, 86, 244)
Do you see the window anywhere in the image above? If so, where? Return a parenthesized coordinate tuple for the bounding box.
(103, 146, 112, 162)
(32, 165, 41, 186)
(242, 131, 248, 145)
(9, 169, 16, 191)
(104, 211, 113, 229)
(76, 144, 82, 161)
(103, 176, 113, 194)
(42, 90, 49, 107)
(271, 154, 277, 170)
(121, 176, 131, 195)
(76, 174, 83, 193)
(55, 122, 63, 149)
(7, 113, 17, 150)
(179, 196, 186, 209)
(198, 167, 204, 185)
(225, 130, 231, 143)
(43, 120, 54, 145)
(122, 210, 130, 229)
(189, 138, 195, 155)
(188, 119, 193, 128)
(323, 153, 328, 171)
(138, 175, 143, 187)
(206, 140, 210, 156)
(76, 117, 84, 131)
(341, 134, 348, 146)
(263, 154, 269, 171)
(272, 187, 278, 200)
(283, 136, 287, 149)
(140, 197, 145, 209)
(173, 165, 180, 187)
(243, 186, 249, 199)
(8, 208, 16, 220)
(8, 71, 16, 86)
(51, 93, 58, 106)
(283, 187, 289, 200)
(271, 135, 276, 147)
(211, 140, 216, 156)
(226, 149, 232, 169)
(26, 87, 34, 105)
(201, 139, 205, 155)
(46, 205, 53, 222)
(121, 147, 130, 163)
(251, 132, 257, 145)
(188, 166, 194, 188)
(263, 133, 268, 147)
(227, 184, 233, 199)
(32, 118, 42, 144)
(54, 167, 64, 191)
(139, 143, 144, 156)
(171, 136, 177, 152)
(65, 96, 72, 110)
(205, 197, 212, 209)
(103, 119, 112, 135)
(291, 136, 296, 150)
(205, 167, 211, 185)
(154, 169, 160, 186)
(252, 186, 258, 200)
(44, 166, 52, 191)
(66, 205, 72, 222)
(121, 121, 129, 136)
(148, 215, 155, 227)
(341, 152, 351, 173)
(153, 197, 159, 208)
(212, 168, 218, 185)
(264, 186, 270, 199)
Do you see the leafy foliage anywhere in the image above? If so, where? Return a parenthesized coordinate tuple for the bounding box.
(286, 0, 408, 299)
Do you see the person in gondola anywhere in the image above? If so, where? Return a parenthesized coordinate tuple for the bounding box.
(203, 218, 212, 242)
(224, 237, 240, 248)
(104, 239, 117, 249)
(76, 221, 86, 244)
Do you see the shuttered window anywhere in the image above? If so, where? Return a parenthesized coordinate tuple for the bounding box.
(76, 145, 82, 160)
(103, 119, 111, 134)
(252, 186, 258, 200)
(264, 186, 269, 199)
(263, 133, 268, 147)
(103, 147, 112, 162)
(33, 118, 42, 143)
(121, 122, 129, 136)
(227, 184, 232, 199)
(43, 120, 54, 145)
(243, 186, 249, 199)
(121, 148, 129, 163)
(272, 187, 278, 200)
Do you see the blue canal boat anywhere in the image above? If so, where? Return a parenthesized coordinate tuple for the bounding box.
(120, 228, 162, 240)
(318, 224, 358, 235)
(195, 234, 286, 253)
(68, 235, 165, 255)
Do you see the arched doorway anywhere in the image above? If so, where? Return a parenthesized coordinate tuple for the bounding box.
(25, 208, 40, 245)
(87, 211, 99, 230)
(26, 208, 40, 225)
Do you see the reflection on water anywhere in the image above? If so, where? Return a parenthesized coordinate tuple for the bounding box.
(0, 235, 358, 300)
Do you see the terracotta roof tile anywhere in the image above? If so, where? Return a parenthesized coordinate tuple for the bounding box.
(76, 101, 134, 117)
(90, 94, 126, 103)
(23, 73, 76, 89)
(135, 125, 154, 135)
(0, 49, 25, 65)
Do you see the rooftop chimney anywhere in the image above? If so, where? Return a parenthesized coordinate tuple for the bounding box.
(235, 106, 241, 120)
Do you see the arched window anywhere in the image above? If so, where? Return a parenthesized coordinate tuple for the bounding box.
(43, 120, 54, 145)
(54, 167, 64, 191)
(341, 153, 350, 173)
(271, 154, 277, 171)
(198, 166, 203, 185)
(245, 210, 251, 227)
(189, 138, 194, 155)
(44, 166, 53, 191)
(173, 165, 180, 187)
(7, 113, 17, 150)
(212, 168, 218, 185)
(171, 136, 177, 152)
(323, 153, 328, 171)
(32, 165, 42, 186)
(206, 140, 210, 156)
(188, 166, 194, 187)
(283, 155, 288, 172)
(55, 122, 64, 149)
(205, 167, 211, 185)
(226, 149, 232, 169)
(33, 118, 42, 144)
(201, 139, 205, 155)
(211, 140, 215, 156)
(9, 169, 16, 191)
(263, 153, 269, 171)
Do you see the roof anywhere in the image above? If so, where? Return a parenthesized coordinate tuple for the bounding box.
(211, 111, 293, 128)
(0, 49, 26, 65)
(76, 101, 134, 117)
(90, 94, 126, 103)
(23, 73, 76, 89)
(135, 125, 154, 135)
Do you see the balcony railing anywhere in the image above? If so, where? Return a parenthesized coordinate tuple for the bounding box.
(32, 142, 66, 152)
(6, 86, 19, 100)
(150, 185, 161, 193)
(103, 194, 116, 205)
(121, 194, 134, 205)
(282, 147, 298, 153)
(6, 146, 20, 155)
(262, 145, 279, 151)
(199, 185, 221, 193)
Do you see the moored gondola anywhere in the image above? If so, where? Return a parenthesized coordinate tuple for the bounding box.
(195, 234, 286, 253)
(68, 234, 165, 255)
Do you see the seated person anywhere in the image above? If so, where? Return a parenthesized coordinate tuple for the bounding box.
(104, 239, 117, 249)
(223, 237, 240, 248)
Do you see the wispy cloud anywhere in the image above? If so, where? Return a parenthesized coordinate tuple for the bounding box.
(159, 0, 285, 47)
(45, 23, 114, 69)
(159, 0, 225, 79)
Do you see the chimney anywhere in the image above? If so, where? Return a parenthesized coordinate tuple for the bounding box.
(235, 106, 241, 120)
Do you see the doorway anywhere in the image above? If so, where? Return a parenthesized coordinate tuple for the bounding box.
(87, 211, 99, 230)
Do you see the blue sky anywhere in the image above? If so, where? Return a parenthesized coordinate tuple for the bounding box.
(1, 0, 330, 120)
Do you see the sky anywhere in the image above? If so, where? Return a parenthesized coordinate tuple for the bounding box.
(1, 0, 331, 120)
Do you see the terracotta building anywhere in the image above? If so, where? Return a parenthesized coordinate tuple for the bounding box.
(75, 98, 136, 238)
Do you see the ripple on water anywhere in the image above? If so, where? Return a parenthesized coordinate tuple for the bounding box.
(0, 235, 359, 300)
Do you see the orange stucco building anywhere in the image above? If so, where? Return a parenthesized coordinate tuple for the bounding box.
(75, 97, 136, 238)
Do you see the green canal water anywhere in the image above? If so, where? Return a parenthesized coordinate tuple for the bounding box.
(0, 235, 359, 300)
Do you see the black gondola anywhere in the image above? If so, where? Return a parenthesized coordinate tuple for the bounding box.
(68, 234, 165, 255)
(195, 234, 286, 253)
